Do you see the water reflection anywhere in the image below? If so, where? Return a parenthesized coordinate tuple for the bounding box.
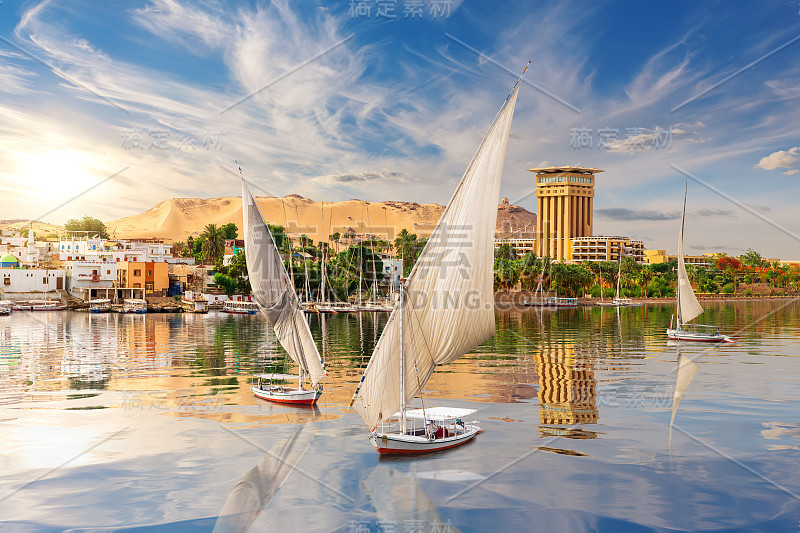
(1, 301, 800, 531)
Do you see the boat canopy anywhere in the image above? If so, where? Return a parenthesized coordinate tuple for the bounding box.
(398, 407, 477, 422)
(90, 299, 111, 304)
(253, 373, 298, 381)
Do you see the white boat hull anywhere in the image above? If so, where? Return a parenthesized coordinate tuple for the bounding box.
(369, 424, 480, 454)
(251, 386, 321, 405)
(667, 328, 733, 343)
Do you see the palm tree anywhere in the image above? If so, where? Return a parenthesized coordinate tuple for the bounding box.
(329, 232, 341, 253)
(200, 224, 225, 265)
(393, 229, 418, 272)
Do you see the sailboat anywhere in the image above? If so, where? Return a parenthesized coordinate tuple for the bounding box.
(349, 66, 527, 454)
(605, 250, 641, 307)
(666, 187, 733, 343)
(241, 175, 328, 405)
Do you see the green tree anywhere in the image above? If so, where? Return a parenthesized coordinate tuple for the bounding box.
(394, 229, 419, 274)
(739, 248, 767, 268)
(213, 273, 237, 296)
(64, 216, 109, 239)
(200, 224, 225, 264)
(494, 243, 517, 261)
(329, 232, 341, 253)
(220, 223, 238, 240)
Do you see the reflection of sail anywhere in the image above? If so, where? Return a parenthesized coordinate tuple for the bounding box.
(213, 427, 315, 532)
(670, 352, 699, 431)
(363, 464, 463, 533)
(535, 347, 598, 425)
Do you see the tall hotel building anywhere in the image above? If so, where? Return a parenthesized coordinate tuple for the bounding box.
(530, 166, 602, 261)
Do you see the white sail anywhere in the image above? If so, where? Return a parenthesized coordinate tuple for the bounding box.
(242, 181, 326, 387)
(676, 190, 703, 326)
(351, 87, 520, 429)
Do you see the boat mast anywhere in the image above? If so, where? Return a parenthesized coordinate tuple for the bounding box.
(676, 188, 687, 329)
(399, 281, 406, 434)
(320, 201, 326, 304)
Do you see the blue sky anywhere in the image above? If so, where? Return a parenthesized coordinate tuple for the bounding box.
(1, 0, 799, 257)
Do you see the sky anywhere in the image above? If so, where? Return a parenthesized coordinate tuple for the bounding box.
(0, 0, 799, 257)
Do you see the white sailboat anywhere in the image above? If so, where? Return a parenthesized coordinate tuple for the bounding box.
(350, 67, 526, 454)
(608, 249, 641, 307)
(666, 187, 733, 343)
(241, 175, 328, 405)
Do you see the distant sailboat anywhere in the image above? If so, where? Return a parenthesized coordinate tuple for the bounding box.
(604, 249, 641, 307)
(241, 175, 328, 404)
(666, 187, 732, 343)
(350, 66, 527, 453)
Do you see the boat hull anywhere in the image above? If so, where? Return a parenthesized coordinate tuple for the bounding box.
(223, 309, 257, 315)
(667, 328, 733, 343)
(251, 386, 321, 405)
(369, 426, 480, 454)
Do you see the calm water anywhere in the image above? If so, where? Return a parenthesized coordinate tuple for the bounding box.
(1, 301, 799, 532)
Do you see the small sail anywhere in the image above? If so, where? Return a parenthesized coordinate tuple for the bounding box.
(676, 190, 703, 325)
(351, 87, 520, 429)
(242, 181, 326, 387)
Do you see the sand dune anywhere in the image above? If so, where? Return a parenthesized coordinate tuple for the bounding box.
(106, 195, 536, 244)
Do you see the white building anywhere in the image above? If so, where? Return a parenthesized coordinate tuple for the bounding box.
(381, 258, 403, 291)
(58, 238, 174, 263)
(1, 268, 65, 293)
(63, 260, 117, 296)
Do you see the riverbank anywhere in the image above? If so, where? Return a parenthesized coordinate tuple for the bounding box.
(493, 290, 799, 307)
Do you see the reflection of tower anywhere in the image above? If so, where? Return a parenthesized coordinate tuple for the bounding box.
(535, 346, 598, 425)
(530, 166, 602, 261)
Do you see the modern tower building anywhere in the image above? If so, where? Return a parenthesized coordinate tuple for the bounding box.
(529, 166, 603, 260)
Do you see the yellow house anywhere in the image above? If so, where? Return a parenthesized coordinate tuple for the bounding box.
(117, 261, 169, 296)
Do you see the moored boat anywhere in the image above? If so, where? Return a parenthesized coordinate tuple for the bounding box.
(123, 299, 148, 314)
(30, 300, 66, 311)
(222, 301, 258, 314)
(89, 299, 112, 313)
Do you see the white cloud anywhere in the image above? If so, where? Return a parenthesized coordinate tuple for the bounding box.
(757, 147, 800, 175)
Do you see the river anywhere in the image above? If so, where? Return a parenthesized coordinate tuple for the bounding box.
(1, 300, 798, 531)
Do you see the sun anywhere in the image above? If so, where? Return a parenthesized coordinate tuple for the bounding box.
(16, 149, 99, 200)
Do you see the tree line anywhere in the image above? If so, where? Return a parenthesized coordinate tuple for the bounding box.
(493, 245, 800, 298)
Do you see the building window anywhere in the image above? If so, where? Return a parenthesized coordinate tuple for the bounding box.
(43, 277, 48, 284)
(147, 270, 152, 276)
(3, 278, 9, 286)
(133, 283, 141, 288)
(134, 269, 141, 276)
(145, 282, 154, 291)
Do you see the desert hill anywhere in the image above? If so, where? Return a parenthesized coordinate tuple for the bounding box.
(106, 195, 536, 244)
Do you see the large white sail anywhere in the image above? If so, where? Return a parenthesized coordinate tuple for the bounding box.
(242, 181, 326, 387)
(351, 87, 520, 429)
(676, 190, 703, 326)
